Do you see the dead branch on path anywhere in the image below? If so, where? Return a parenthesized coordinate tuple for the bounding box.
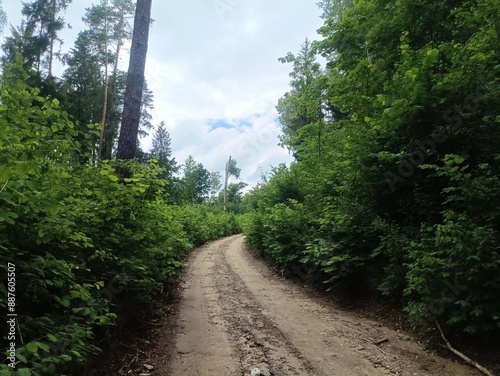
(374, 337, 389, 346)
(374, 345, 387, 356)
(435, 321, 494, 376)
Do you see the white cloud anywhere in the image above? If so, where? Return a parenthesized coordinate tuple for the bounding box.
(165, 112, 290, 187)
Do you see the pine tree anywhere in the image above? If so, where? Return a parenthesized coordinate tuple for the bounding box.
(116, 0, 152, 162)
(150, 121, 178, 180)
(0, 1, 6, 34)
(81, 0, 136, 159)
(21, 0, 73, 78)
(61, 0, 138, 161)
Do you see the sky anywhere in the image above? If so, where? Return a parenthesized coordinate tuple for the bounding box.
(1, 0, 324, 188)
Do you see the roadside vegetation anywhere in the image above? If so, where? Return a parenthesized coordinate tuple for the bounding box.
(242, 0, 500, 357)
(0, 1, 243, 374)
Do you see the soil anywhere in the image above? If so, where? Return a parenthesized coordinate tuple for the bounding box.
(84, 235, 492, 376)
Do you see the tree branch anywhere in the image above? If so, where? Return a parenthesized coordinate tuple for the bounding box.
(435, 321, 493, 376)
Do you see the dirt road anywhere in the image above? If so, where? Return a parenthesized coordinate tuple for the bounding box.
(156, 235, 480, 376)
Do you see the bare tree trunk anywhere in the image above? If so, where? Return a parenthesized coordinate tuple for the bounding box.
(103, 14, 124, 160)
(98, 14, 109, 160)
(48, 37, 54, 78)
(224, 155, 231, 212)
(115, 0, 152, 162)
(113, 15, 124, 80)
(48, 0, 56, 78)
(37, 24, 43, 74)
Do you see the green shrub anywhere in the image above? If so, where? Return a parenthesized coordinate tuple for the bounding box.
(0, 66, 242, 375)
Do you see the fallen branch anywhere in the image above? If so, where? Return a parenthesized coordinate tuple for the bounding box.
(119, 351, 139, 375)
(360, 336, 388, 355)
(374, 345, 386, 356)
(128, 351, 139, 368)
(373, 337, 389, 346)
(435, 321, 493, 376)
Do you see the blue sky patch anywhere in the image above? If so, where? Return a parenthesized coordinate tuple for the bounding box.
(207, 119, 253, 132)
(208, 119, 233, 131)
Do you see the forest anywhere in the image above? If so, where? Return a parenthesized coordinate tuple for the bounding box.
(243, 0, 500, 356)
(0, 0, 499, 374)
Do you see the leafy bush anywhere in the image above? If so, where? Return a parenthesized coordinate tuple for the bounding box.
(177, 204, 241, 247)
(0, 66, 241, 375)
(242, 0, 500, 344)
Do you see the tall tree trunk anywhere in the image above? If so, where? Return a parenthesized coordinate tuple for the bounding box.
(37, 24, 43, 74)
(98, 15, 109, 160)
(224, 155, 231, 212)
(115, 0, 152, 162)
(112, 14, 124, 82)
(103, 14, 124, 160)
(48, 0, 55, 78)
(48, 37, 54, 78)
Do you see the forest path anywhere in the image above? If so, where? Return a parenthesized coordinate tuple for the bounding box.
(153, 235, 479, 376)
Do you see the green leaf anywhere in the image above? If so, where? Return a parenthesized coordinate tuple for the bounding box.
(0, 165, 11, 183)
(16, 369, 31, 376)
(454, 155, 465, 164)
(47, 334, 58, 342)
(0, 212, 18, 225)
(34, 342, 50, 353)
(48, 206, 59, 216)
(46, 364, 57, 375)
(60, 355, 72, 362)
(16, 353, 27, 364)
(26, 342, 38, 354)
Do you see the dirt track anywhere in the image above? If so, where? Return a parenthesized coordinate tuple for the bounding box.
(155, 235, 480, 376)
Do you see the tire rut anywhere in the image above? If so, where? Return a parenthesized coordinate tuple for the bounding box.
(211, 236, 314, 376)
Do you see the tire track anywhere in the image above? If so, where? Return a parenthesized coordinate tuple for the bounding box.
(211, 236, 314, 376)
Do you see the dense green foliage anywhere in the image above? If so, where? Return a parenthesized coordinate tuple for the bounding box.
(243, 0, 500, 341)
(0, 65, 240, 375)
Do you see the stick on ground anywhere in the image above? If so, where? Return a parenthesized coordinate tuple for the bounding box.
(435, 321, 493, 376)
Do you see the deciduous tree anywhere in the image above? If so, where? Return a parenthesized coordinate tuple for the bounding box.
(181, 156, 211, 204)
